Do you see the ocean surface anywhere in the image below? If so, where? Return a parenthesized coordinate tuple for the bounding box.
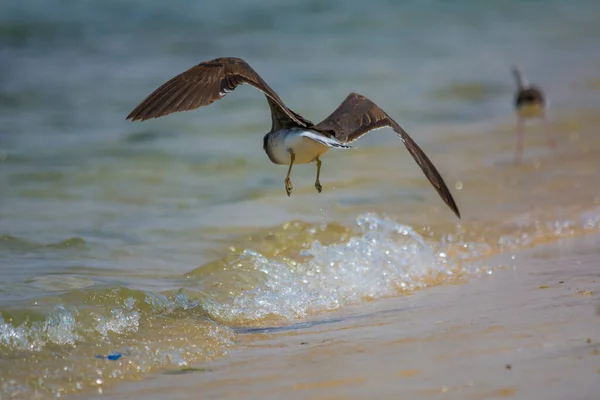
(2, 0, 600, 398)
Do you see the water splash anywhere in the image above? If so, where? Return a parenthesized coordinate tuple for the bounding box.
(0, 293, 233, 399)
(203, 213, 468, 324)
(0, 305, 78, 351)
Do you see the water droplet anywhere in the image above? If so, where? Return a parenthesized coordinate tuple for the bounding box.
(455, 181, 463, 190)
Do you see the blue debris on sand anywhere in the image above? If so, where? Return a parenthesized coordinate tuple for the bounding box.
(107, 352, 123, 360)
(95, 352, 123, 361)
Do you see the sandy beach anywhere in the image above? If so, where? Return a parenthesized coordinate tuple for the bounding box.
(80, 233, 600, 400)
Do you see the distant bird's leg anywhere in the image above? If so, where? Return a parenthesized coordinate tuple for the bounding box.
(541, 114, 557, 151)
(314, 157, 323, 193)
(285, 150, 295, 196)
(515, 116, 524, 165)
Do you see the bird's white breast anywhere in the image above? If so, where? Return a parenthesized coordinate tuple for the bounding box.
(266, 128, 330, 165)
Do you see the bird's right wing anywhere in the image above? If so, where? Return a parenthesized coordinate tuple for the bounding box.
(316, 93, 460, 218)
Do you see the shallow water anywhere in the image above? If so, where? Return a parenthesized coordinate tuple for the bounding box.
(2, 0, 600, 398)
(83, 235, 600, 400)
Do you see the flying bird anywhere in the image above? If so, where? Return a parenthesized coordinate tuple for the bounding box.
(511, 65, 556, 164)
(126, 57, 460, 218)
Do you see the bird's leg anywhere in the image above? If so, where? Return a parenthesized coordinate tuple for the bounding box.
(541, 114, 557, 151)
(314, 157, 323, 193)
(285, 150, 295, 196)
(514, 117, 524, 165)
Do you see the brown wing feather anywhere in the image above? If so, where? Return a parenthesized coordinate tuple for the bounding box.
(316, 93, 460, 219)
(126, 57, 312, 127)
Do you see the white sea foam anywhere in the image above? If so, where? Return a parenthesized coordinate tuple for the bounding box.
(204, 213, 466, 322)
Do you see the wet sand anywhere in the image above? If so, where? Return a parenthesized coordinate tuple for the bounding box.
(81, 233, 600, 400)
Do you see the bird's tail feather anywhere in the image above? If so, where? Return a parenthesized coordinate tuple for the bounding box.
(300, 131, 353, 149)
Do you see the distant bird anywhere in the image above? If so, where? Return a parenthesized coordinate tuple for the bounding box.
(127, 57, 460, 218)
(511, 65, 556, 164)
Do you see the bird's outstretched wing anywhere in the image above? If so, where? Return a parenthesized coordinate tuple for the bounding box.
(126, 57, 312, 127)
(316, 92, 460, 218)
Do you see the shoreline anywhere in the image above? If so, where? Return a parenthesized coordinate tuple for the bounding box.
(79, 233, 600, 400)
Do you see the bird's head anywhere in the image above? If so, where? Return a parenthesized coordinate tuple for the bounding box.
(511, 64, 528, 88)
(511, 64, 523, 78)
